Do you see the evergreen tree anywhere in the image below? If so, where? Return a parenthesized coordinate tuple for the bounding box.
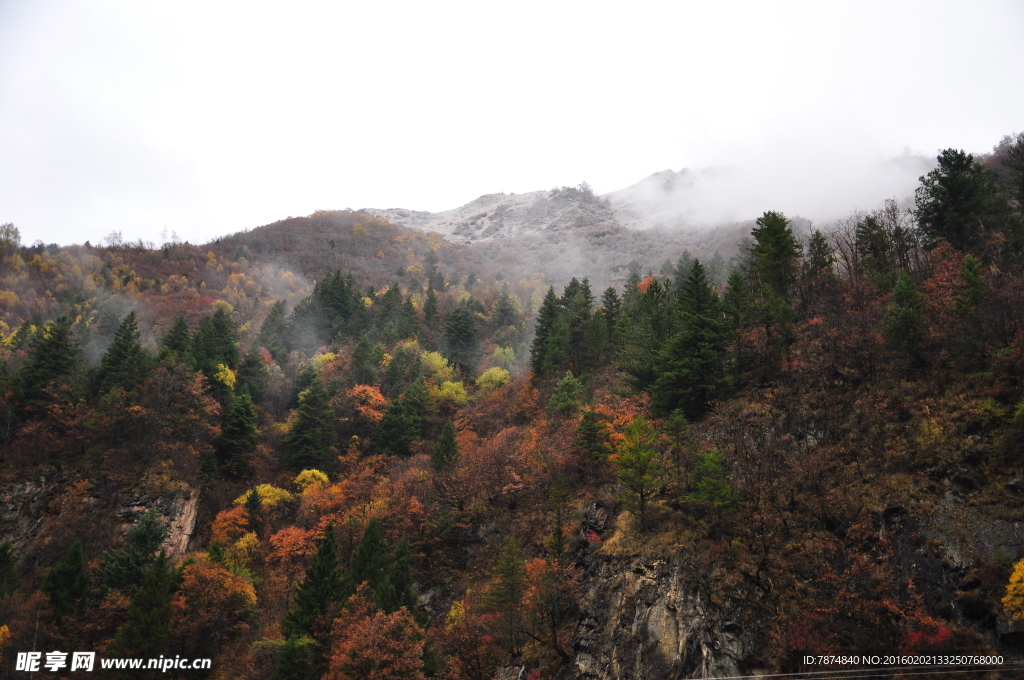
(614, 416, 662, 531)
(159, 315, 192, 361)
(207, 540, 226, 564)
(442, 304, 480, 374)
(684, 449, 737, 507)
(617, 278, 674, 393)
(707, 250, 727, 286)
(351, 336, 379, 385)
(0, 539, 19, 596)
(272, 637, 317, 680)
(15, 316, 79, 416)
(283, 522, 346, 639)
(431, 419, 459, 473)
(600, 287, 621, 346)
(492, 283, 518, 329)
(804, 229, 836, 280)
(883, 271, 928, 360)
(93, 311, 151, 395)
(192, 307, 239, 372)
(548, 475, 568, 564)
(235, 351, 270, 403)
(110, 551, 174, 659)
(423, 289, 439, 329)
(217, 390, 258, 476)
(41, 541, 90, 622)
(377, 539, 421, 621)
(244, 487, 263, 535)
(915, 148, 1007, 251)
(750, 211, 803, 299)
(652, 262, 732, 418)
(672, 250, 694, 298)
(284, 376, 335, 471)
(574, 410, 611, 461)
(374, 398, 421, 457)
(255, 300, 289, 362)
(402, 378, 435, 427)
(98, 508, 167, 594)
(530, 287, 563, 378)
(350, 519, 388, 593)
(481, 536, 526, 657)
(549, 370, 583, 412)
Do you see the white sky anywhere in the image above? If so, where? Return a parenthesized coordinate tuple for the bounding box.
(1, 0, 1022, 246)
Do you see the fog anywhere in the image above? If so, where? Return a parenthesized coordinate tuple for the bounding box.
(1, 1, 1022, 245)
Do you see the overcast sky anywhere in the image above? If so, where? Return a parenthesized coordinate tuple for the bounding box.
(1, 1, 1022, 246)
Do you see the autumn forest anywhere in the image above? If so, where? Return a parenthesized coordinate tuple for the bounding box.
(3, 136, 1024, 679)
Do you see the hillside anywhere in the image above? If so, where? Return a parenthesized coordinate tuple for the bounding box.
(1, 137, 1024, 680)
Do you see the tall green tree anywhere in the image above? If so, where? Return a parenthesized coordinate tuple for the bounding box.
(159, 315, 192, 362)
(915, 148, 1007, 251)
(15, 316, 79, 417)
(481, 536, 526, 657)
(192, 307, 239, 372)
(614, 416, 662, 531)
(41, 542, 90, 622)
(374, 398, 421, 457)
(284, 375, 335, 471)
(110, 551, 175, 660)
(271, 637, 317, 680)
(97, 508, 167, 594)
(349, 519, 389, 594)
(750, 211, 803, 299)
(443, 304, 480, 374)
(431, 419, 459, 473)
(575, 410, 611, 461)
(254, 300, 289, 362)
(882, 271, 928, 360)
(617, 278, 674, 393)
(282, 522, 346, 639)
(652, 262, 732, 418)
(217, 390, 258, 476)
(93, 311, 151, 395)
(530, 287, 564, 378)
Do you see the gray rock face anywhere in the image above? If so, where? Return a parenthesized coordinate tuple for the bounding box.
(572, 557, 754, 680)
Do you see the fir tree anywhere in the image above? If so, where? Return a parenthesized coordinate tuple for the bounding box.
(481, 536, 526, 657)
(751, 211, 803, 299)
(282, 522, 346, 639)
(236, 352, 270, 403)
(110, 551, 174, 659)
(41, 541, 90, 622)
(431, 419, 459, 473)
(349, 519, 388, 593)
(492, 283, 518, 329)
(15, 316, 79, 416)
(374, 398, 421, 457)
(207, 540, 226, 564)
(423, 289, 439, 329)
(377, 539, 421, 622)
(614, 416, 662, 531)
(272, 637, 317, 680)
(883, 271, 928, 360)
(574, 410, 611, 461)
(549, 370, 583, 412)
(98, 508, 167, 594)
(255, 300, 289, 362)
(442, 304, 480, 374)
(244, 487, 263, 535)
(600, 287, 621, 345)
(217, 390, 258, 476)
(915, 148, 1007, 251)
(159, 315, 192, 361)
(284, 376, 335, 471)
(652, 262, 732, 418)
(192, 307, 239, 372)
(548, 475, 568, 564)
(93, 311, 151, 395)
(530, 287, 562, 378)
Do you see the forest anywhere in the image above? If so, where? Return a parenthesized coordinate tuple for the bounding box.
(2, 134, 1024, 679)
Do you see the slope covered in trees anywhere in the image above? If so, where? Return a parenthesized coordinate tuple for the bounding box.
(2, 135, 1024, 678)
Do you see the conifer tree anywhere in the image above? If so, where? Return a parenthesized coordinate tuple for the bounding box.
(217, 390, 258, 476)
(751, 211, 803, 299)
(377, 538, 421, 621)
(481, 536, 526, 657)
(207, 540, 226, 564)
(192, 307, 239, 372)
(244, 487, 263, 535)
(614, 416, 661, 531)
(159, 315, 192, 361)
(423, 289, 439, 329)
(492, 283, 518, 329)
(672, 250, 694, 298)
(548, 475, 568, 564)
(883, 271, 928, 360)
(283, 522, 345, 639)
(41, 541, 90, 622)
(530, 287, 562, 378)
(98, 508, 167, 594)
(652, 262, 731, 418)
(15, 316, 79, 416)
(915, 148, 1006, 251)
(349, 519, 388, 594)
(284, 376, 335, 471)
(110, 551, 174, 659)
(255, 300, 289, 362)
(373, 398, 421, 457)
(431, 419, 459, 473)
(235, 351, 270, 403)
(93, 311, 151, 395)
(549, 370, 583, 412)
(0, 539, 19, 596)
(617, 278, 673, 393)
(575, 410, 611, 461)
(272, 637, 317, 680)
(600, 286, 621, 345)
(442, 304, 480, 374)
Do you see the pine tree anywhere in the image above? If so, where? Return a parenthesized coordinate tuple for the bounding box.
(600, 287, 621, 346)
(548, 475, 568, 564)
(374, 398, 421, 457)
(672, 250, 694, 298)
(217, 390, 257, 476)
(41, 541, 90, 622)
(915, 148, 1007, 251)
(236, 351, 270, 403)
(255, 300, 289, 362)
(0, 539, 19, 596)
(377, 538, 421, 622)
(883, 271, 928, 360)
(804, 229, 836, 280)
(652, 262, 732, 418)
(110, 551, 174, 659)
(244, 487, 263, 535)
(617, 278, 674, 393)
(574, 410, 611, 461)
(751, 211, 803, 299)
(492, 283, 518, 329)
(423, 289, 439, 329)
(159, 315, 192, 361)
(350, 519, 388, 593)
(431, 419, 459, 473)
(93, 311, 151, 395)
(549, 370, 583, 412)
(192, 307, 239, 372)
(207, 540, 226, 565)
(282, 522, 346, 639)
(614, 416, 662, 531)
(529, 287, 562, 378)
(442, 304, 480, 374)
(98, 508, 167, 594)
(284, 376, 335, 471)
(272, 637, 317, 680)
(481, 536, 526, 657)
(15, 316, 79, 416)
